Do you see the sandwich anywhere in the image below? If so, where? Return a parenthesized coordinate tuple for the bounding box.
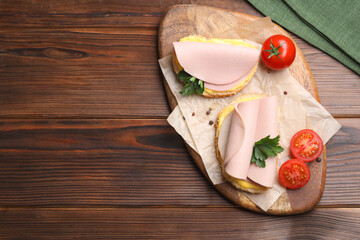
(214, 93, 282, 193)
(172, 36, 260, 98)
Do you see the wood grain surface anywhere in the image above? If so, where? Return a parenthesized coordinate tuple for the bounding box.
(0, 10, 359, 118)
(0, 0, 359, 237)
(0, 207, 360, 239)
(0, 118, 358, 206)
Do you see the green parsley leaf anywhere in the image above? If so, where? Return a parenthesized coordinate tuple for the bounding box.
(251, 135, 284, 168)
(177, 70, 204, 96)
(251, 154, 257, 163)
(256, 159, 266, 168)
(177, 71, 190, 81)
(254, 147, 267, 161)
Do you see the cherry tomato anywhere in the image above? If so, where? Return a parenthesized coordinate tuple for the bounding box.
(290, 129, 323, 162)
(279, 159, 310, 189)
(261, 35, 296, 70)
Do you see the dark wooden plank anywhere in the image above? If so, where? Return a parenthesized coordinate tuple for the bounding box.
(0, 207, 359, 239)
(0, 28, 169, 118)
(0, 28, 359, 118)
(0, 118, 358, 206)
(0, 119, 228, 206)
(320, 118, 360, 205)
(0, 0, 262, 28)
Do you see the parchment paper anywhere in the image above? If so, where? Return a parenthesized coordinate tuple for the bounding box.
(159, 17, 341, 211)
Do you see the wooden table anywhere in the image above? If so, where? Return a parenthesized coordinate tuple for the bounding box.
(0, 0, 359, 238)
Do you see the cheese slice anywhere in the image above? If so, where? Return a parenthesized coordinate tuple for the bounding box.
(173, 40, 260, 91)
(224, 96, 278, 188)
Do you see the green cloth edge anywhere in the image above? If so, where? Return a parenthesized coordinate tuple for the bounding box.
(247, 0, 360, 75)
(284, 0, 360, 63)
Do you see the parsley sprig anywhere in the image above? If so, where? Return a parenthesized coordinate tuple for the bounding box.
(251, 135, 284, 168)
(177, 70, 204, 96)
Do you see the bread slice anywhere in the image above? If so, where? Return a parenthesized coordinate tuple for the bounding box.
(214, 93, 272, 193)
(173, 36, 259, 98)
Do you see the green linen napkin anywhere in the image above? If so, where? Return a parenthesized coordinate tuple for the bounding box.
(247, 0, 360, 75)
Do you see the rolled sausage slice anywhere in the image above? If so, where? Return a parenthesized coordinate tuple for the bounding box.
(224, 96, 279, 188)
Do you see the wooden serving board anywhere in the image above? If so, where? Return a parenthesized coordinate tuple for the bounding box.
(158, 4, 326, 215)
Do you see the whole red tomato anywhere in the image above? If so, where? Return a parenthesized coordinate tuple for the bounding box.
(261, 35, 296, 70)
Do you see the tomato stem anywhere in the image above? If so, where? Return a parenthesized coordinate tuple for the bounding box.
(264, 39, 285, 60)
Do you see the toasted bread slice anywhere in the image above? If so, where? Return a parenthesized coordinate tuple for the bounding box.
(173, 36, 259, 98)
(215, 93, 274, 193)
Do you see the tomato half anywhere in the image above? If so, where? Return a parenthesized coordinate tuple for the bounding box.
(279, 159, 310, 189)
(290, 129, 323, 162)
(261, 35, 296, 70)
